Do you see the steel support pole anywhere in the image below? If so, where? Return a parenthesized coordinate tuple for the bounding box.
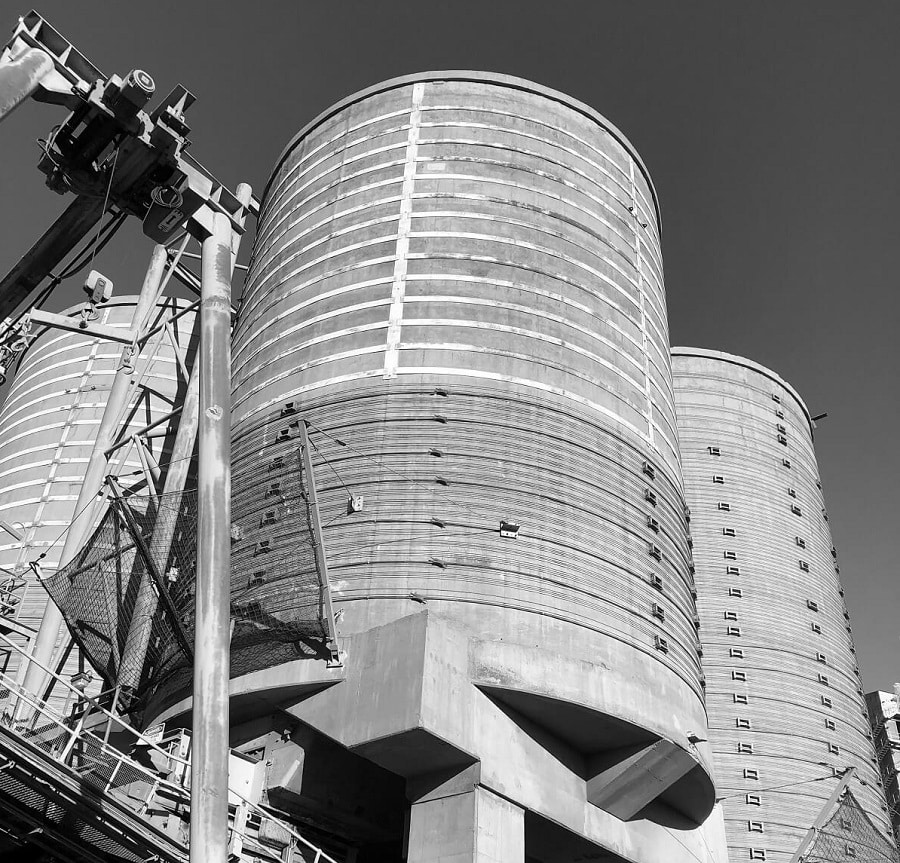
(20, 245, 169, 706)
(120, 183, 251, 708)
(190, 211, 233, 863)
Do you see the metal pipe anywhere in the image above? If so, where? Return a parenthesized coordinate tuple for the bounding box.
(190, 211, 234, 863)
(120, 183, 251, 712)
(19, 244, 168, 708)
(0, 46, 54, 123)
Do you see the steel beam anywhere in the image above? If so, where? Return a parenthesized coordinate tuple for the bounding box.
(190, 210, 234, 863)
(0, 196, 105, 320)
(117, 361, 199, 697)
(789, 767, 857, 863)
(106, 477, 193, 662)
(299, 421, 341, 662)
(19, 245, 168, 711)
(27, 308, 136, 345)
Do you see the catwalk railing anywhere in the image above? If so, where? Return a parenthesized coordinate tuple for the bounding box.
(0, 630, 339, 862)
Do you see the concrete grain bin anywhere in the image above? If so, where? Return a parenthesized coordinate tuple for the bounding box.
(672, 348, 898, 863)
(0, 296, 196, 692)
(205, 73, 726, 862)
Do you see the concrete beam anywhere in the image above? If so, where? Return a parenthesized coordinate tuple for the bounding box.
(263, 610, 722, 863)
(407, 786, 524, 863)
(587, 739, 698, 820)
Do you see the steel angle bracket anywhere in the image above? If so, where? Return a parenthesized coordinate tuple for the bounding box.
(298, 420, 343, 666)
(27, 308, 136, 345)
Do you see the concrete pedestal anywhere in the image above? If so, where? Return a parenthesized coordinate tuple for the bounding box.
(407, 787, 524, 863)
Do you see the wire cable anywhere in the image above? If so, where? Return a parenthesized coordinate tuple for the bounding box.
(87, 146, 120, 277)
(305, 420, 506, 530)
(28, 486, 110, 573)
(715, 771, 837, 802)
(306, 434, 353, 498)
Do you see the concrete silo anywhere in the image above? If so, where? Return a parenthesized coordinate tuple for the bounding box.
(0, 296, 196, 689)
(164, 73, 723, 862)
(672, 348, 897, 862)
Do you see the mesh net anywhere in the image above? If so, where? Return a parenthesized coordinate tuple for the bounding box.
(803, 787, 899, 863)
(42, 411, 331, 710)
(42, 489, 198, 706)
(229, 411, 332, 674)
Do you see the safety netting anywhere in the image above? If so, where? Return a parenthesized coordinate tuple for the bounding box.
(42, 410, 332, 712)
(803, 787, 898, 863)
(42, 488, 197, 704)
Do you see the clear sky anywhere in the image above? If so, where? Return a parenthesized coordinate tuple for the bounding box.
(0, 1, 896, 690)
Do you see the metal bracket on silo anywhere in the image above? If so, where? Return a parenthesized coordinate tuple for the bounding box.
(298, 420, 342, 667)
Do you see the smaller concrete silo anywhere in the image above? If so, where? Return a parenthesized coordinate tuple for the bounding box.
(0, 296, 196, 691)
(673, 348, 898, 863)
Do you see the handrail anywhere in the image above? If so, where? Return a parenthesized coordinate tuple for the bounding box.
(0, 630, 187, 765)
(0, 630, 339, 862)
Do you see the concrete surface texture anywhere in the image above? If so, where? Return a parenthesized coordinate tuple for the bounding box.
(673, 348, 897, 862)
(0, 296, 196, 696)
(219, 72, 723, 862)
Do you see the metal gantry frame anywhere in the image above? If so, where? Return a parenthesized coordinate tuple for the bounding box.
(0, 11, 261, 861)
(18, 213, 250, 863)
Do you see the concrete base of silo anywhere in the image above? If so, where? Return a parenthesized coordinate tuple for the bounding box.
(153, 608, 727, 862)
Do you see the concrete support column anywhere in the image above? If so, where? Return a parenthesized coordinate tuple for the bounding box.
(407, 786, 524, 863)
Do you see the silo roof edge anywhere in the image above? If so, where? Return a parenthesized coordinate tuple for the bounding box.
(671, 346, 813, 432)
(265, 71, 661, 232)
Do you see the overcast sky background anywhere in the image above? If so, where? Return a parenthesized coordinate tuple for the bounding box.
(0, 1, 896, 690)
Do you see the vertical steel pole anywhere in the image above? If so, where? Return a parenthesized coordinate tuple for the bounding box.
(190, 211, 234, 863)
(121, 183, 252, 707)
(20, 244, 169, 706)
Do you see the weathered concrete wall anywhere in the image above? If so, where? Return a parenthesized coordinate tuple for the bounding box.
(0, 296, 195, 687)
(217, 73, 723, 861)
(673, 348, 897, 862)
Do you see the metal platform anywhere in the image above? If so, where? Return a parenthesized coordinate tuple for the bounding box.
(0, 633, 339, 862)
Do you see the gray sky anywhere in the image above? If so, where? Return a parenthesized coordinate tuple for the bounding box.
(0, 1, 896, 689)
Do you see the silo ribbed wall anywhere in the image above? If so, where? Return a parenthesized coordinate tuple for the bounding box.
(672, 349, 896, 861)
(0, 297, 195, 685)
(229, 73, 707, 747)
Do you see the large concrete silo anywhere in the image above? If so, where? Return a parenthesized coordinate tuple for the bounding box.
(159, 73, 724, 862)
(673, 348, 897, 862)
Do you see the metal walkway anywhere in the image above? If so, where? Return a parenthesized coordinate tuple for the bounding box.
(0, 632, 339, 862)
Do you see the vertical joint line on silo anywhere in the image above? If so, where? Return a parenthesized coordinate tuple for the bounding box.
(383, 82, 424, 379)
(631, 160, 654, 445)
(22, 336, 102, 572)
